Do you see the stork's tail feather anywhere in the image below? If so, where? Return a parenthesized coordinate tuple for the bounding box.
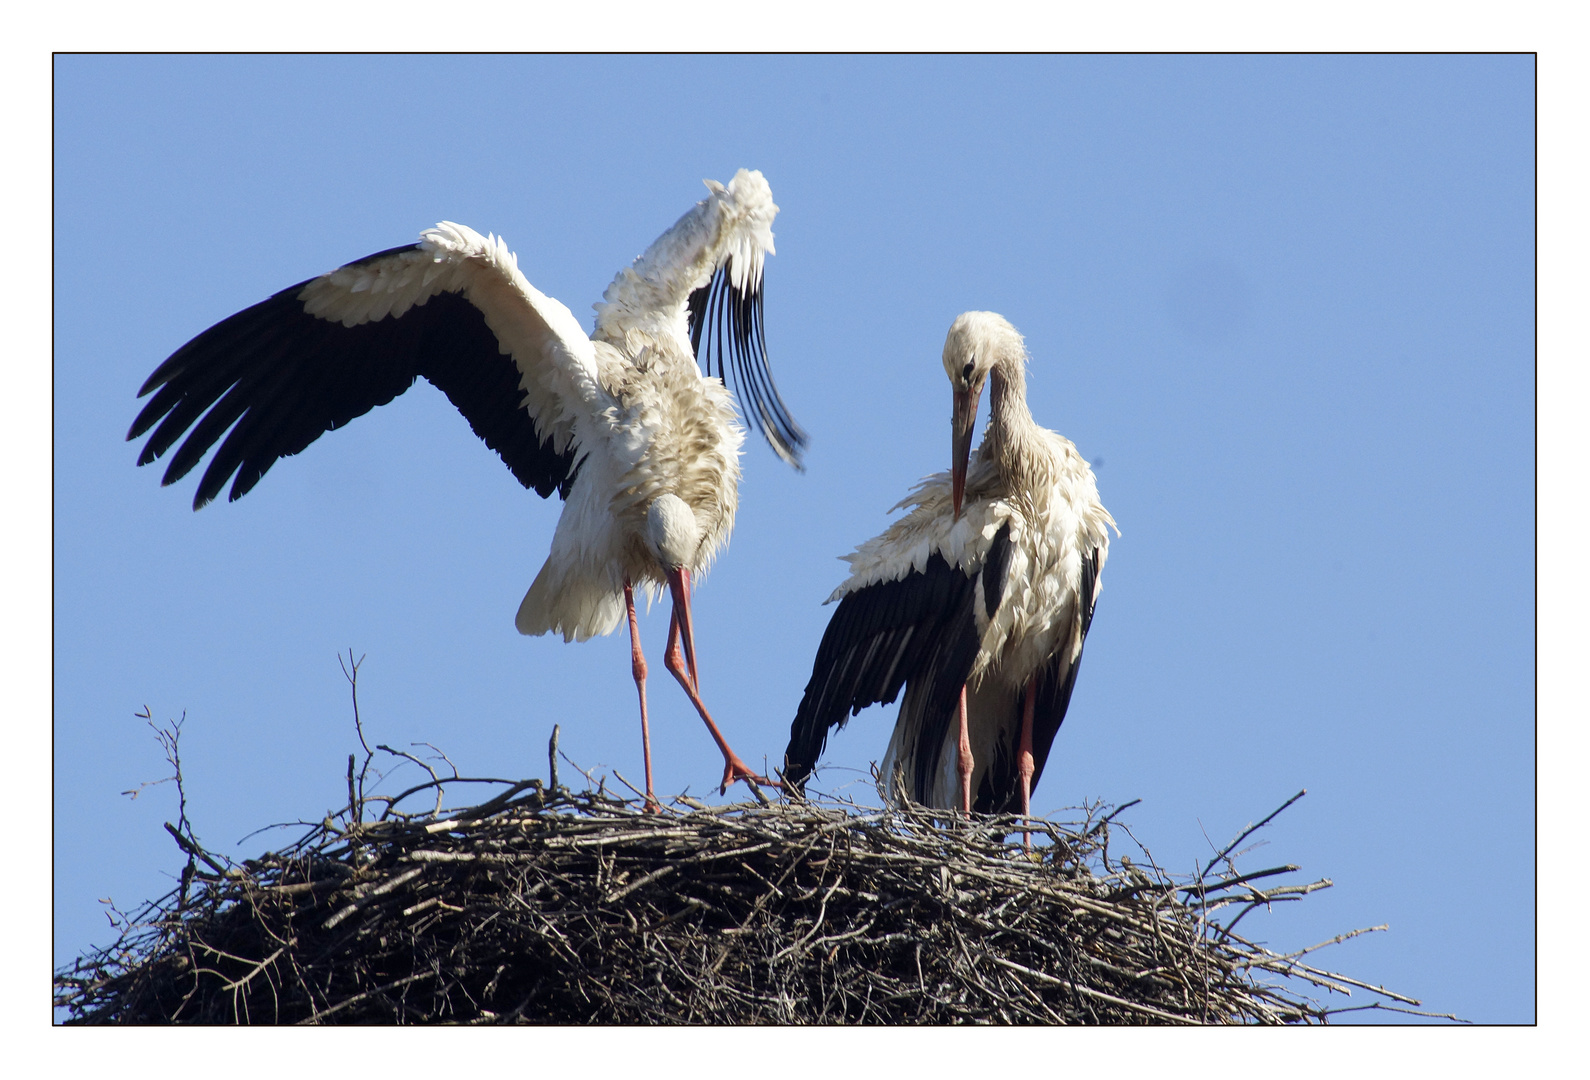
(515, 567, 624, 643)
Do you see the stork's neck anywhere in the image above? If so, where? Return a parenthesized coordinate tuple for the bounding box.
(985, 356, 1042, 480)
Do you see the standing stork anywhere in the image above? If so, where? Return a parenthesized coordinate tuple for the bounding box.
(783, 312, 1115, 828)
(128, 169, 805, 808)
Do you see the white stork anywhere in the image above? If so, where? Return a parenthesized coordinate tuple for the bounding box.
(783, 311, 1115, 829)
(128, 169, 806, 808)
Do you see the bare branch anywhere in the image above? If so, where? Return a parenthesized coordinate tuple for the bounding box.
(1201, 790, 1307, 879)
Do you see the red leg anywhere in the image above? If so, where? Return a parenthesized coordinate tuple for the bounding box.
(623, 582, 660, 814)
(957, 685, 974, 816)
(662, 599, 774, 795)
(1018, 676, 1037, 849)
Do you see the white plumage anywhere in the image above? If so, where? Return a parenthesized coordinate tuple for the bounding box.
(129, 169, 805, 807)
(785, 312, 1115, 824)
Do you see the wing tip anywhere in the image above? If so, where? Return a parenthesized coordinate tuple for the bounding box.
(689, 259, 808, 470)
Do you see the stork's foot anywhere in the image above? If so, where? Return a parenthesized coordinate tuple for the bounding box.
(719, 752, 781, 795)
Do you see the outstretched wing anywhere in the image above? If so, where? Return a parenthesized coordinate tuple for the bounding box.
(129, 224, 595, 509)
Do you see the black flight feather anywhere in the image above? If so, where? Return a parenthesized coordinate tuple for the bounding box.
(783, 552, 980, 793)
(129, 248, 576, 509)
(686, 257, 807, 469)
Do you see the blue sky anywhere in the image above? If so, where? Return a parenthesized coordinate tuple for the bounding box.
(52, 54, 1534, 1024)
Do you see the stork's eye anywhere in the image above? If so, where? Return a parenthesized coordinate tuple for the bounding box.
(962, 360, 975, 381)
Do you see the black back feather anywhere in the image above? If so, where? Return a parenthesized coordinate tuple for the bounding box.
(129, 250, 576, 509)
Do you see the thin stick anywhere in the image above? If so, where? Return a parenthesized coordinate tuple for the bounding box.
(1201, 790, 1307, 878)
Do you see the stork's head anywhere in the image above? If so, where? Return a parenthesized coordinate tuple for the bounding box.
(943, 311, 1025, 518)
(646, 493, 700, 574)
(646, 493, 704, 685)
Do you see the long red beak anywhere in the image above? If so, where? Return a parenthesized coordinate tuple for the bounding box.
(951, 384, 980, 520)
(666, 567, 699, 690)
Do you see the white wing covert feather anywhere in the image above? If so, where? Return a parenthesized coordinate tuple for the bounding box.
(298, 221, 602, 461)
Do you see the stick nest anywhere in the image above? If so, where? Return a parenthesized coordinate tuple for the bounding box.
(55, 775, 1433, 1025)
